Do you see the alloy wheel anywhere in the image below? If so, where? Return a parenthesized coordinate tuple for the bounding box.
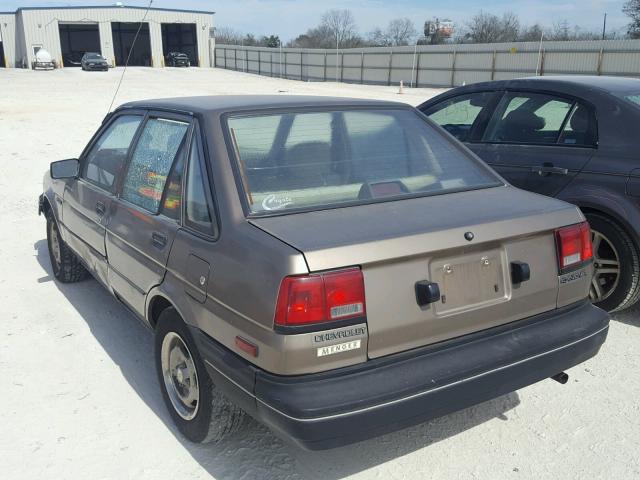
(589, 229, 621, 302)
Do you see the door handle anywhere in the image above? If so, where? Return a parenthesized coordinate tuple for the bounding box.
(531, 165, 568, 176)
(95, 201, 106, 216)
(152, 232, 168, 249)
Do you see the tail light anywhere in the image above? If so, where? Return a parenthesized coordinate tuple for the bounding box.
(275, 268, 366, 327)
(555, 222, 593, 272)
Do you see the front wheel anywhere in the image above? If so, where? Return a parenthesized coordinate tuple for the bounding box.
(155, 308, 245, 443)
(586, 212, 640, 312)
(46, 215, 90, 283)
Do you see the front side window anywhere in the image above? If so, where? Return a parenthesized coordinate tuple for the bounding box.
(483, 93, 574, 144)
(227, 108, 499, 215)
(121, 118, 189, 213)
(83, 114, 142, 192)
(425, 92, 495, 142)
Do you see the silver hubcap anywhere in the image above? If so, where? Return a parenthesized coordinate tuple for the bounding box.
(50, 223, 62, 265)
(589, 229, 621, 302)
(161, 332, 199, 420)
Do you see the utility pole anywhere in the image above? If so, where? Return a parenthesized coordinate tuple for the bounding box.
(602, 13, 607, 40)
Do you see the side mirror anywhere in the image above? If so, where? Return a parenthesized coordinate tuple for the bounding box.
(50, 159, 79, 179)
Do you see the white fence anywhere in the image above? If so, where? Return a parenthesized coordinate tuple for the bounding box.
(214, 39, 640, 87)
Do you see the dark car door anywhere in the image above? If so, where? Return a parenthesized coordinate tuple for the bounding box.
(62, 113, 144, 285)
(425, 90, 597, 197)
(105, 112, 191, 317)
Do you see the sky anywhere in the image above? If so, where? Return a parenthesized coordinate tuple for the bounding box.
(1, 0, 631, 41)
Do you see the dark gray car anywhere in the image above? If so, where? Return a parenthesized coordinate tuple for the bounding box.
(420, 76, 640, 312)
(81, 52, 109, 71)
(39, 96, 608, 450)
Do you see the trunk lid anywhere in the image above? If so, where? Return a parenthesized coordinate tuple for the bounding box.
(250, 186, 584, 358)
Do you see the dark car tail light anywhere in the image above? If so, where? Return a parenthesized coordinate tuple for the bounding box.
(555, 222, 593, 272)
(274, 268, 366, 327)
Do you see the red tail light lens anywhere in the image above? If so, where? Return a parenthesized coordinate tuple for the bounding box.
(275, 268, 366, 327)
(555, 222, 593, 271)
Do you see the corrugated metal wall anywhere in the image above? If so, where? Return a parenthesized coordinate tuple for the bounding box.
(215, 40, 640, 87)
(1, 7, 213, 68)
(0, 13, 17, 67)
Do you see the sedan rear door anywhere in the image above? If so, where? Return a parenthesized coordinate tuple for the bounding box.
(105, 112, 191, 317)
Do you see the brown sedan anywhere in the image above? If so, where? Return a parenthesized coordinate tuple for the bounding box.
(39, 96, 609, 449)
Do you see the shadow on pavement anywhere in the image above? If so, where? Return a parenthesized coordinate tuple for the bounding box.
(34, 238, 520, 480)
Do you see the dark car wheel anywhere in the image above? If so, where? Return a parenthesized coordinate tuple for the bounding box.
(155, 308, 245, 443)
(586, 213, 640, 312)
(46, 215, 90, 283)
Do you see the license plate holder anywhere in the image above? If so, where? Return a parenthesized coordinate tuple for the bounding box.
(430, 249, 507, 315)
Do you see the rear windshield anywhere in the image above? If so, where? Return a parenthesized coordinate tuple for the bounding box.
(227, 108, 500, 214)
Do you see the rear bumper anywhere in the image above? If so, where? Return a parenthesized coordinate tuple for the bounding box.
(193, 300, 609, 450)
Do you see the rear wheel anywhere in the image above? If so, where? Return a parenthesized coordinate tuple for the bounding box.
(586, 212, 640, 312)
(46, 215, 90, 283)
(155, 308, 245, 443)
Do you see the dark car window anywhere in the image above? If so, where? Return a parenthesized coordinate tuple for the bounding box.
(557, 103, 597, 147)
(83, 114, 143, 192)
(121, 118, 189, 213)
(184, 133, 215, 235)
(227, 108, 500, 215)
(424, 92, 496, 142)
(160, 144, 186, 221)
(483, 93, 574, 144)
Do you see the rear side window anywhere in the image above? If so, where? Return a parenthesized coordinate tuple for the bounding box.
(425, 92, 495, 142)
(482, 92, 596, 147)
(83, 115, 142, 192)
(121, 118, 189, 213)
(184, 133, 215, 236)
(227, 108, 499, 215)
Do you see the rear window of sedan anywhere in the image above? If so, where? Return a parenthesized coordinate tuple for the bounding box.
(227, 108, 500, 214)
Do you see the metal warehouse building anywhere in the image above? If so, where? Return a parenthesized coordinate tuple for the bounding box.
(0, 5, 214, 69)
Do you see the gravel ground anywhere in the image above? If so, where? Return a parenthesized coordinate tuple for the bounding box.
(1, 67, 639, 480)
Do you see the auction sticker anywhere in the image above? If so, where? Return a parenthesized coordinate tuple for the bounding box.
(317, 340, 361, 357)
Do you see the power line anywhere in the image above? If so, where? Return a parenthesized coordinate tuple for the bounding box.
(106, 0, 153, 115)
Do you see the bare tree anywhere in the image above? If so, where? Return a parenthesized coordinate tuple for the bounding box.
(624, 0, 640, 38)
(462, 11, 520, 43)
(321, 9, 359, 47)
(215, 27, 244, 45)
(368, 18, 416, 46)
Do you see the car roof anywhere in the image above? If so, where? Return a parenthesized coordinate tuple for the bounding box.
(118, 95, 409, 115)
(451, 75, 640, 95)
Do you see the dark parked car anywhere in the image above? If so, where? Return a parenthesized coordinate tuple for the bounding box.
(81, 52, 109, 71)
(420, 76, 640, 312)
(166, 52, 190, 67)
(39, 96, 608, 449)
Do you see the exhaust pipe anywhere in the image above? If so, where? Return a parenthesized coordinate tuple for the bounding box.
(551, 372, 569, 384)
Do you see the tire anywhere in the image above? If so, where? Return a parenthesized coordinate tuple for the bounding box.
(586, 212, 640, 312)
(155, 308, 245, 443)
(46, 214, 90, 283)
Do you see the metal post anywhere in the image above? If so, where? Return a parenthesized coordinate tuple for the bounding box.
(234, 48, 237, 70)
(270, 52, 273, 77)
(340, 52, 344, 83)
(223, 48, 227, 69)
(410, 43, 417, 88)
(597, 47, 604, 75)
(360, 52, 364, 84)
(491, 50, 497, 80)
(387, 50, 393, 86)
(450, 50, 457, 87)
(323, 51, 327, 82)
(284, 52, 287, 78)
(300, 51, 303, 80)
(539, 49, 546, 76)
(415, 51, 421, 88)
(258, 50, 261, 75)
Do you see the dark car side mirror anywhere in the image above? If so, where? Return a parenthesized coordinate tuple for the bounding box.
(50, 158, 80, 179)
